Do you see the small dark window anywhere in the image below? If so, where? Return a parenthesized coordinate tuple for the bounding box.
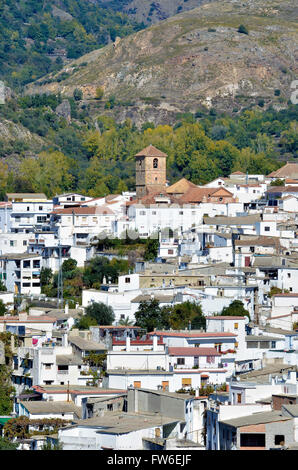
(153, 158, 158, 168)
(275, 435, 285, 445)
(177, 358, 185, 365)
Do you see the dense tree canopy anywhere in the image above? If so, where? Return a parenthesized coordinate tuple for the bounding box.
(84, 301, 115, 325)
(221, 300, 250, 319)
(134, 300, 206, 332)
(0, 101, 297, 199)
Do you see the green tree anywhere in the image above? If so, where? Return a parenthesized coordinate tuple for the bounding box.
(221, 300, 250, 319)
(73, 88, 83, 101)
(0, 437, 18, 450)
(0, 300, 8, 316)
(134, 299, 170, 332)
(168, 301, 206, 330)
(75, 314, 98, 330)
(144, 238, 159, 261)
(270, 178, 285, 186)
(85, 302, 115, 325)
(118, 316, 134, 326)
(40, 267, 53, 288)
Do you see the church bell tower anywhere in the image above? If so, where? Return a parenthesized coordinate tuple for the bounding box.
(135, 144, 167, 199)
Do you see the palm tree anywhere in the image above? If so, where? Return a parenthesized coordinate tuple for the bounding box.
(118, 316, 134, 326)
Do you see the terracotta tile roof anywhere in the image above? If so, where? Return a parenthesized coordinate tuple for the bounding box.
(132, 191, 181, 205)
(178, 186, 234, 204)
(52, 205, 114, 215)
(267, 186, 298, 193)
(112, 339, 164, 345)
(168, 347, 220, 356)
(0, 315, 56, 323)
(206, 316, 247, 320)
(230, 171, 245, 175)
(33, 385, 126, 395)
(268, 163, 298, 178)
(174, 369, 227, 374)
(166, 178, 198, 195)
(235, 236, 280, 247)
(148, 331, 236, 338)
(135, 144, 167, 158)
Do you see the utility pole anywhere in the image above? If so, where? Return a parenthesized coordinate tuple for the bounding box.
(57, 241, 63, 309)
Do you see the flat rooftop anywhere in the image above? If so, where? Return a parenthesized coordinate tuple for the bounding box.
(73, 411, 180, 434)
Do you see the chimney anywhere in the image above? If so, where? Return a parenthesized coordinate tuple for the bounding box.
(153, 335, 158, 351)
(126, 336, 131, 352)
(65, 301, 69, 315)
(62, 333, 68, 347)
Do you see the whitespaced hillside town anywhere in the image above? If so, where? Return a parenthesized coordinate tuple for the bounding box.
(0, 145, 297, 451)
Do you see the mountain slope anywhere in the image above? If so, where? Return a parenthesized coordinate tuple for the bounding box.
(0, 0, 144, 89)
(26, 0, 298, 125)
(97, 0, 215, 24)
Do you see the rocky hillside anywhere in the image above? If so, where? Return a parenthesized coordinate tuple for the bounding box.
(98, 0, 215, 24)
(26, 0, 298, 126)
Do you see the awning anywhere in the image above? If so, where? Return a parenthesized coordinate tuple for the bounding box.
(0, 417, 13, 425)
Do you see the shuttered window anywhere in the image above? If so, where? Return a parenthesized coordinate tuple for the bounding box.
(182, 378, 192, 387)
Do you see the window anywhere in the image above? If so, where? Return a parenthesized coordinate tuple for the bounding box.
(125, 277, 130, 283)
(27, 207, 30, 211)
(153, 158, 158, 168)
(168, 249, 173, 255)
(10, 240, 14, 246)
(133, 381, 141, 388)
(274, 435, 285, 445)
(287, 273, 291, 278)
(39, 206, 43, 211)
(264, 226, 270, 232)
(240, 433, 265, 447)
(259, 341, 270, 349)
(237, 393, 242, 404)
(234, 323, 238, 330)
(140, 211, 146, 216)
(182, 378, 191, 387)
(44, 364, 52, 369)
(23, 240, 27, 246)
(177, 358, 185, 365)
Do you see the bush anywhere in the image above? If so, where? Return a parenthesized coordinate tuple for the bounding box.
(95, 87, 104, 100)
(238, 24, 249, 35)
(73, 88, 83, 101)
